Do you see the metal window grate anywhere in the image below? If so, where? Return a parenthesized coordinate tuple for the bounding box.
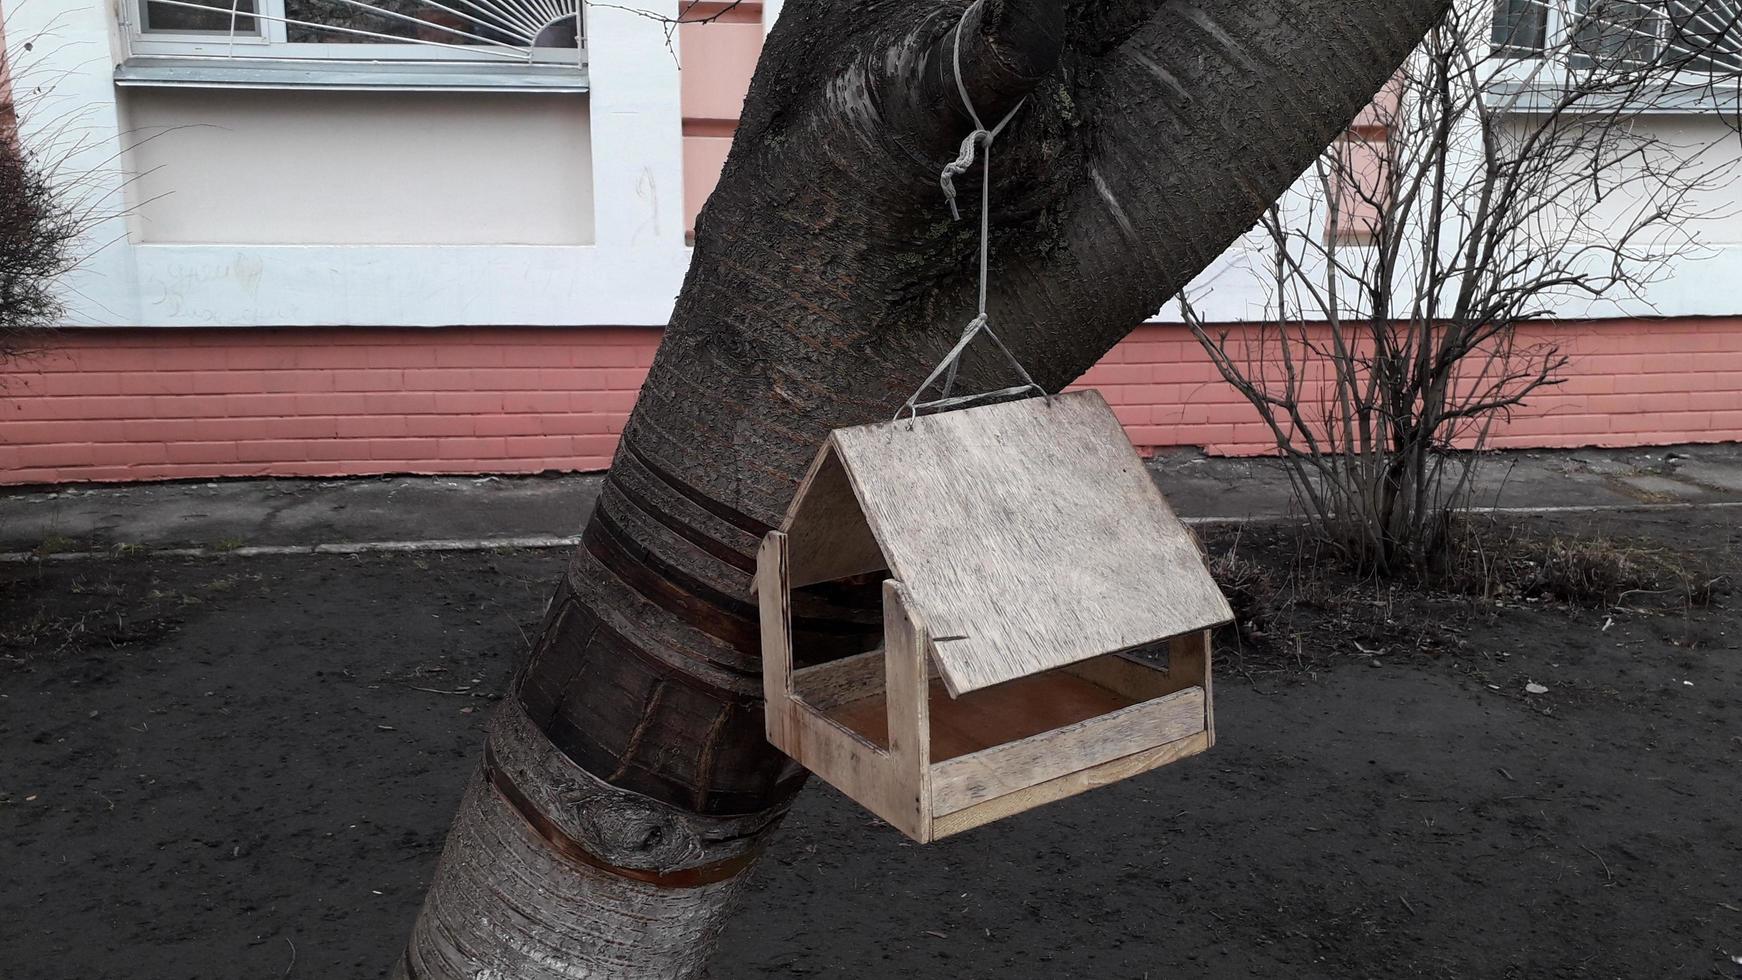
(1570, 0, 1742, 70)
(136, 0, 583, 63)
(1493, 0, 1551, 56)
(1492, 0, 1741, 72)
(1665, 0, 1742, 70)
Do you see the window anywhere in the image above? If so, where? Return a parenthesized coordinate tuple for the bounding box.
(1493, 0, 1550, 56)
(1664, 0, 1742, 69)
(120, 0, 587, 88)
(141, 0, 259, 33)
(1493, 0, 1742, 72)
(1570, 0, 1666, 68)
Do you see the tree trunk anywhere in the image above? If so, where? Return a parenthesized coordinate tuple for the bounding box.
(395, 1, 1450, 975)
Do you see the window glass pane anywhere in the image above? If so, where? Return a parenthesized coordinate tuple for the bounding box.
(1666, 0, 1742, 71)
(142, 0, 258, 34)
(1492, 0, 1549, 55)
(1571, 0, 1666, 68)
(283, 0, 579, 48)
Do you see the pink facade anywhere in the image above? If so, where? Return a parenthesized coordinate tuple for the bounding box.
(1, 329, 650, 484)
(1, 4, 13, 137)
(1, 6, 1737, 487)
(1075, 318, 1742, 453)
(5, 319, 1739, 486)
(681, 2, 762, 240)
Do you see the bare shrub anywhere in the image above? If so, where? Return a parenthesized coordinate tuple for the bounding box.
(1, 36, 82, 362)
(1182, 1, 1742, 576)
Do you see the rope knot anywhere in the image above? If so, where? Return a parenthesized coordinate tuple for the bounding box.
(940, 129, 992, 221)
(898, 0, 1043, 423)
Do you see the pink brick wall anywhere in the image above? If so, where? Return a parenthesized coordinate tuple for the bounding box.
(2, 318, 1738, 486)
(680, 1, 761, 241)
(0, 328, 655, 484)
(1073, 318, 1742, 455)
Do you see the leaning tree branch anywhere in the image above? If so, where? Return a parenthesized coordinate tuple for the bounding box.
(985, 0, 1455, 391)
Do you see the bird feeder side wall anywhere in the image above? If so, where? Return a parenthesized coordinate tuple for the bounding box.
(757, 531, 931, 842)
(883, 579, 932, 840)
(1060, 629, 1215, 744)
(927, 685, 1207, 816)
(929, 729, 1213, 840)
(1169, 630, 1214, 747)
(758, 531, 796, 733)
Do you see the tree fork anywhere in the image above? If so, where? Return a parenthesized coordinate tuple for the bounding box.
(397, 1, 1450, 975)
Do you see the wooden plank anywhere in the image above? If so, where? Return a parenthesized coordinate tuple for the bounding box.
(1169, 630, 1214, 747)
(829, 390, 1235, 695)
(792, 648, 885, 711)
(823, 670, 1139, 761)
(881, 581, 931, 842)
(930, 687, 1205, 815)
(776, 586, 930, 843)
(756, 536, 797, 720)
(1062, 652, 1176, 701)
(779, 693, 919, 837)
(781, 442, 888, 589)
(923, 670, 1137, 761)
(793, 647, 945, 713)
(930, 730, 1212, 840)
(757, 532, 794, 737)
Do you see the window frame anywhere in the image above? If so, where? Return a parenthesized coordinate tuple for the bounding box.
(119, 0, 590, 89)
(1492, 0, 1742, 70)
(1486, 0, 1742, 111)
(1566, 0, 1672, 70)
(1493, 0, 1552, 57)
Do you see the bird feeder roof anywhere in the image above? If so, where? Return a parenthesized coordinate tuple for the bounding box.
(780, 390, 1234, 695)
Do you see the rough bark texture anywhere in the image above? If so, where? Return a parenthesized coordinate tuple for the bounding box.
(394, 703, 770, 979)
(399, 1, 1453, 975)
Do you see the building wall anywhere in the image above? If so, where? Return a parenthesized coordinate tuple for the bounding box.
(1, 328, 650, 483)
(680, 1, 762, 240)
(5, 317, 1739, 485)
(1, 0, 1738, 488)
(121, 88, 596, 245)
(2, 0, 689, 330)
(1076, 318, 1742, 454)
(0, 7, 12, 132)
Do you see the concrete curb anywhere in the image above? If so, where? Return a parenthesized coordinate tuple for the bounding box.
(7, 500, 1741, 564)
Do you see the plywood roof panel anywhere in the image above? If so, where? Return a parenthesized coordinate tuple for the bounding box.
(820, 390, 1232, 695)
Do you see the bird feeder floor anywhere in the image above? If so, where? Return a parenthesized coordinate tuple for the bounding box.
(823, 669, 1140, 762)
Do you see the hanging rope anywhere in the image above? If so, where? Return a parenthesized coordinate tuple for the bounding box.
(898, 0, 1045, 422)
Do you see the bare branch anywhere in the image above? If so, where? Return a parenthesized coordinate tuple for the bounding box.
(1184, 0, 1741, 572)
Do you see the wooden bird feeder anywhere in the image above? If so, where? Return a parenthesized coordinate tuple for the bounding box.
(755, 390, 1234, 843)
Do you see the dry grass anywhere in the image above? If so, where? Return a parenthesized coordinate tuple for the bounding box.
(0, 562, 263, 667)
(1208, 544, 1279, 633)
(1437, 518, 1725, 610)
(1202, 516, 1728, 680)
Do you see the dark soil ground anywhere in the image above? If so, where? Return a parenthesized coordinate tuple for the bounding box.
(2, 510, 1738, 980)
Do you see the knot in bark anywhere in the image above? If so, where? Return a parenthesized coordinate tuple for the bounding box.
(568, 796, 706, 873)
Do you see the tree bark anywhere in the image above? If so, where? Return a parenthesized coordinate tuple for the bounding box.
(396, 1, 1451, 976)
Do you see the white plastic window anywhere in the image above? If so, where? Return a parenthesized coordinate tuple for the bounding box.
(1492, 0, 1742, 73)
(125, 0, 586, 68)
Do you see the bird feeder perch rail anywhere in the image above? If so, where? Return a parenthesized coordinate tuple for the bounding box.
(756, 390, 1234, 843)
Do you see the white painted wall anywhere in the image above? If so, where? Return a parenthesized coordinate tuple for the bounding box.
(122, 89, 595, 245)
(1165, 79, 1742, 324)
(1569, 114, 1742, 247)
(8, 0, 1742, 329)
(5, 0, 686, 327)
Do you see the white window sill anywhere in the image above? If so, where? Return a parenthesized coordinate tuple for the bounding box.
(1486, 78, 1741, 114)
(114, 57, 590, 93)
